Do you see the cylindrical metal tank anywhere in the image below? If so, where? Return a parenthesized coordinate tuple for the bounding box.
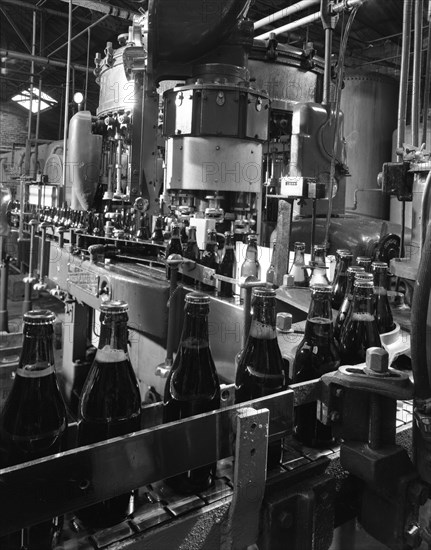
(340, 73, 398, 219)
(249, 42, 324, 108)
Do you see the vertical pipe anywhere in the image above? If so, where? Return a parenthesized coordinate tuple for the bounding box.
(397, 0, 414, 160)
(322, 28, 333, 104)
(24, 10, 37, 176)
(61, 0, 73, 205)
(421, 1, 431, 145)
(84, 28, 90, 110)
(412, 0, 424, 147)
(0, 237, 8, 332)
(34, 76, 42, 180)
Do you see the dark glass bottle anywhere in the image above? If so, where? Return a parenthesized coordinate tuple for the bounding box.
(332, 251, 353, 310)
(235, 288, 286, 469)
(163, 292, 220, 494)
(356, 256, 372, 272)
(182, 226, 200, 286)
(240, 234, 260, 300)
(218, 232, 236, 297)
(333, 266, 365, 342)
(165, 223, 183, 279)
(292, 285, 340, 448)
(288, 241, 309, 287)
(371, 261, 395, 334)
(76, 301, 142, 528)
(339, 279, 382, 365)
(240, 234, 260, 279)
(200, 229, 219, 291)
(266, 240, 277, 285)
(309, 244, 330, 286)
(151, 215, 165, 244)
(0, 310, 68, 550)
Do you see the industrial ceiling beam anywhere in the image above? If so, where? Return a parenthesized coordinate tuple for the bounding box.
(48, 13, 110, 58)
(58, 0, 138, 20)
(0, 7, 32, 53)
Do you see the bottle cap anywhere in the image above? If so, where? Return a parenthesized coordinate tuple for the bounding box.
(276, 312, 292, 332)
(347, 266, 365, 274)
(294, 241, 306, 249)
(310, 284, 332, 294)
(354, 278, 374, 288)
(365, 347, 389, 374)
(23, 309, 55, 325)
(252, 287, 276, 299)
(100, 300, 129, 313)
(185, 291, 210, 305)
(355, 272, 373, 282)
(371, 261, 388, 271)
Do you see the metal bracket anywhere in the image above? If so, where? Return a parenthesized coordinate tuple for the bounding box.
(221, 406, 269, 550)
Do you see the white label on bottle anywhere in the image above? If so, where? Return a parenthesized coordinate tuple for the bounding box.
(95, 345, 128, 363)
(312, 346, 318, 355)
(249, 321, 277, 340)
(17, 362, 55, 378)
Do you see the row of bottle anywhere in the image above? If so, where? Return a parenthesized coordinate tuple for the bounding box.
(165, 225, 261, 298)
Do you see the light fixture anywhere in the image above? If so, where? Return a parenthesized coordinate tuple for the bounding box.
(73, 92, 84, 105)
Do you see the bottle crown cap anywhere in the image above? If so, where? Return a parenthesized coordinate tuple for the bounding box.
(371, 261, 388, 270)
(355, 272, 373, 281)
(185, 291, 210, 305)
(100, 300, 129, 313)
(356, 256, 371, 263)
(23, 309, 55, 325)
(348, 266, 365, 274)
(354, 279, 374, 288)
(252, 287, 276, 298)
(338, 251, 353, 259)
(310, 284, 332, 294)
(294, 241, 306, 248)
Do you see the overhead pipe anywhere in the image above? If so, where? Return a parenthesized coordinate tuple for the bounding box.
(254, 0, 320, 31)
(0, 49, 90, 73)
(61, 0, 73, 205)
(58, 0, 137, 20)
(255, 12, 321, 40)
(397, 0, 414, 160)
(412, 0, 424, 147)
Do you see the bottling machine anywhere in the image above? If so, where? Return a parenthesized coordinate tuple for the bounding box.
(1, 0, 431, 549)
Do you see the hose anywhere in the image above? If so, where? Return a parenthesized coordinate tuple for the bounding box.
(411, 219, 431, 401)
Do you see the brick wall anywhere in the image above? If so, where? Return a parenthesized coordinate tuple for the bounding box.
(0, 103, 28, 149)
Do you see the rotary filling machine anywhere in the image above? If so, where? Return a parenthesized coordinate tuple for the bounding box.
(1, 0, 431, 549)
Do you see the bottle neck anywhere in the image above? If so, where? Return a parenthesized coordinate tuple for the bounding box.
(351, 287, 375, 315)
(293, 248, 305, 265)
(374, 271, 388, 293)
(249, 297, 277, 339)
(19, 324, 55, 377)
(99, 313, 129, 352)
(245, 242, 258, 261)
(314, 249, 326, 266)
(181, 306, 210, 343)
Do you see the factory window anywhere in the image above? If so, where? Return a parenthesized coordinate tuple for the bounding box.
(11, 87, 57, 113)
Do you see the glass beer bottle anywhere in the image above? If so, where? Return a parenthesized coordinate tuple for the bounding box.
(333, 266, 365, 342)
(0, 310, 68, 550)
(371, 261, 395, 334)
(339, 279, 382, 365)
(182, 226, 200, 286)
(288, 241, 309, 287)
(76, 301, 142, 528)
(292, 285, 340, 448)
(235, 287, 286, 469)
(331, 251, 353, 310)
(163, 292, 220, 494)
(218, 231, 236, 297)
(356, 256, 372, 272)
(165, 223, 183, 279)
(309, 244, 330, 286)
